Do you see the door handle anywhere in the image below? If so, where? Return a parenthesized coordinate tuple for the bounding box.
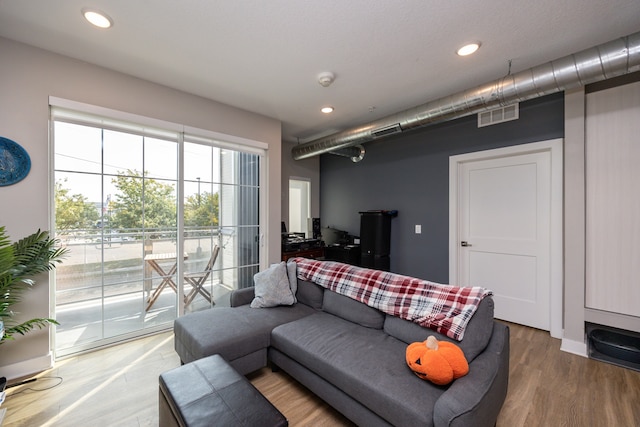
(461, 241, 472, 247)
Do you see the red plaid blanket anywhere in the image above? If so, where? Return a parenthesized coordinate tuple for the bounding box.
(292, 258, 492, 341)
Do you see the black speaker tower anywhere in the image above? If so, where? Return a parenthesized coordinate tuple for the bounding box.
(311, 218, 321, 239)
(359, 210, 397, 271)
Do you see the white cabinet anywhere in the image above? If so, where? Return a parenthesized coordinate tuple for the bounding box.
(585, 80, 640, 318)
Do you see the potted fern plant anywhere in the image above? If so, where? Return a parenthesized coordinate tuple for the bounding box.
(0, 226, 68, 343)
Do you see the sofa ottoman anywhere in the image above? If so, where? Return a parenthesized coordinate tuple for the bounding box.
(159, 354, 287, 427)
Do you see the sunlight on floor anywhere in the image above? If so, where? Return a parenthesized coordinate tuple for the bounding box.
(40, 334, 173, 427)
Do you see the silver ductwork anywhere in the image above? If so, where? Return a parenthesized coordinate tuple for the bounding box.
(292, 31, 640, 161)
(328, 144, 366, 162)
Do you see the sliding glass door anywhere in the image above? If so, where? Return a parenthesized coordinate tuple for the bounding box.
(52, 106, 263, 357)
(182, 141, 260, 312)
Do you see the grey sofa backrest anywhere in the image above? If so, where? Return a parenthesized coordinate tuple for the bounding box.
(296, 277, 495, 362)
(295, 279, 324, 309)
(322, 290, 385, 329)
(383, 296, 495, 362)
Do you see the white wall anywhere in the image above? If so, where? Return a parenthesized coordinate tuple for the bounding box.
(562, 88, 587, 356)
(0, 37, 282, 378)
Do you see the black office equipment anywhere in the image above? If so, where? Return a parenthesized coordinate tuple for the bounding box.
(310, 217, 321, 239)
(359, 210, 397, 271)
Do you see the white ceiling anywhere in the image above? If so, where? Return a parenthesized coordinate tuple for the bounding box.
(1, 1, 639, 143)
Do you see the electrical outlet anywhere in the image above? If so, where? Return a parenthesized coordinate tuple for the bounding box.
(415, 225, 422, 234)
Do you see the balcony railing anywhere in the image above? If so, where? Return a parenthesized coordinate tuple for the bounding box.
(54, 227, 246, 354)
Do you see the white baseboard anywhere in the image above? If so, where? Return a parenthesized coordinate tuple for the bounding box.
(560, 338, 588, 357)
(0, 353, 54, 380)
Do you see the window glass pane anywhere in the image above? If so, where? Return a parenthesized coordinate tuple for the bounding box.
(145, 178, 178, 230)
(219, 184, 259, 228)
(145, 137, 178, 180)
(54, 170, 104, 350)
(184, 142, 217, 182)
(103, 130, 143, 175)
(236, 225, 260, 267)
(55, 171, 101, 231)
(185, 181, 220, 228)
(219, 149, 235, 185)
(238, 153, 260, 186)
(54, 122, 102, 173)
(183, 141, 221, 311)
(108, 174, 142, 230)
(54, 170, 103, 348)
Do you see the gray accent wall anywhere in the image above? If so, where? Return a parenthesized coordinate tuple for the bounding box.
(320, 92, 564, 282)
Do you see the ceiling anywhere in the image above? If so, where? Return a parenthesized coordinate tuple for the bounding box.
(1, 1, 639, 144)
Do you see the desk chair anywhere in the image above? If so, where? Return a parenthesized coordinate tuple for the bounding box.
(184, 245, 220, 307)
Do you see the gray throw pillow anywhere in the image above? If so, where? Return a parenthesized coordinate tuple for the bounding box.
(251, 262, 296, 308)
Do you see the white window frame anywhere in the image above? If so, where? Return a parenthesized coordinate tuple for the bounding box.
(49, 96, 268, 355)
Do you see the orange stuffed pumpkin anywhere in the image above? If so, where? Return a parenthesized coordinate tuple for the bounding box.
(405, 335, 469, 385)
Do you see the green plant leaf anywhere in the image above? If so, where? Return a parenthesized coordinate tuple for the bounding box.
(3, 318, 60, 341)
(0, 226, 68, 344)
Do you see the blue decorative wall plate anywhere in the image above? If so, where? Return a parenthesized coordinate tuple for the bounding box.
(0, 137, 31, 186)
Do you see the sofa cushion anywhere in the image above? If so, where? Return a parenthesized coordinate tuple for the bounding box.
(296, 279, 324, 309)
(383, 296, 495, 362)
(230, 286, 255, 307)
(271, 312, 444, 426)
(251, 262, 296, 308)
(174, 303, 316, 364)
(322, 290, 385, 329)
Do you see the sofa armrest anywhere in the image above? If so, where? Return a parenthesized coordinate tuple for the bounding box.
(433, 322, 510, 427)
(230, 286, 255, 307)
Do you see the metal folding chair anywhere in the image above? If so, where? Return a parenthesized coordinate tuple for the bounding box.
(184, 245, 220, 307)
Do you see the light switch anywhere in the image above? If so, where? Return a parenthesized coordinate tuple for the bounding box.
(415, 224, 422, 234)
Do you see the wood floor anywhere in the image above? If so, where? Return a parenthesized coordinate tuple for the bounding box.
(3, 322, 640, 426)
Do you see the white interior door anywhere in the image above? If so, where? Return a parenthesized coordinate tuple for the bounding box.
(449, 140, 563, 334)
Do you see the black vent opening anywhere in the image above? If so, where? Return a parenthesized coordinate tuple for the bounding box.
(371, 123, 402, 138)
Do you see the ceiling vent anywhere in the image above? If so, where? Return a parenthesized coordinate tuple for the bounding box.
(372, 123, 402, 138)
(478, 103, 519, 128)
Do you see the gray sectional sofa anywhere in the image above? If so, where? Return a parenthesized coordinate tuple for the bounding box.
(173, 262, 509, 427)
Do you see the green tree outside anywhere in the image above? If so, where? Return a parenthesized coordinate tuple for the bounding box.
(55, 179, 100, 232)
(109, 170, 177, 230)
(184, 192, 219, 228)
(55, 171, 220, 235)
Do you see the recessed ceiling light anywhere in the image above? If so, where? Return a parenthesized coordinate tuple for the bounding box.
(321, 106, 334, 114)
(82, 8, 113, 29)
(457, 43, 480, 56)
